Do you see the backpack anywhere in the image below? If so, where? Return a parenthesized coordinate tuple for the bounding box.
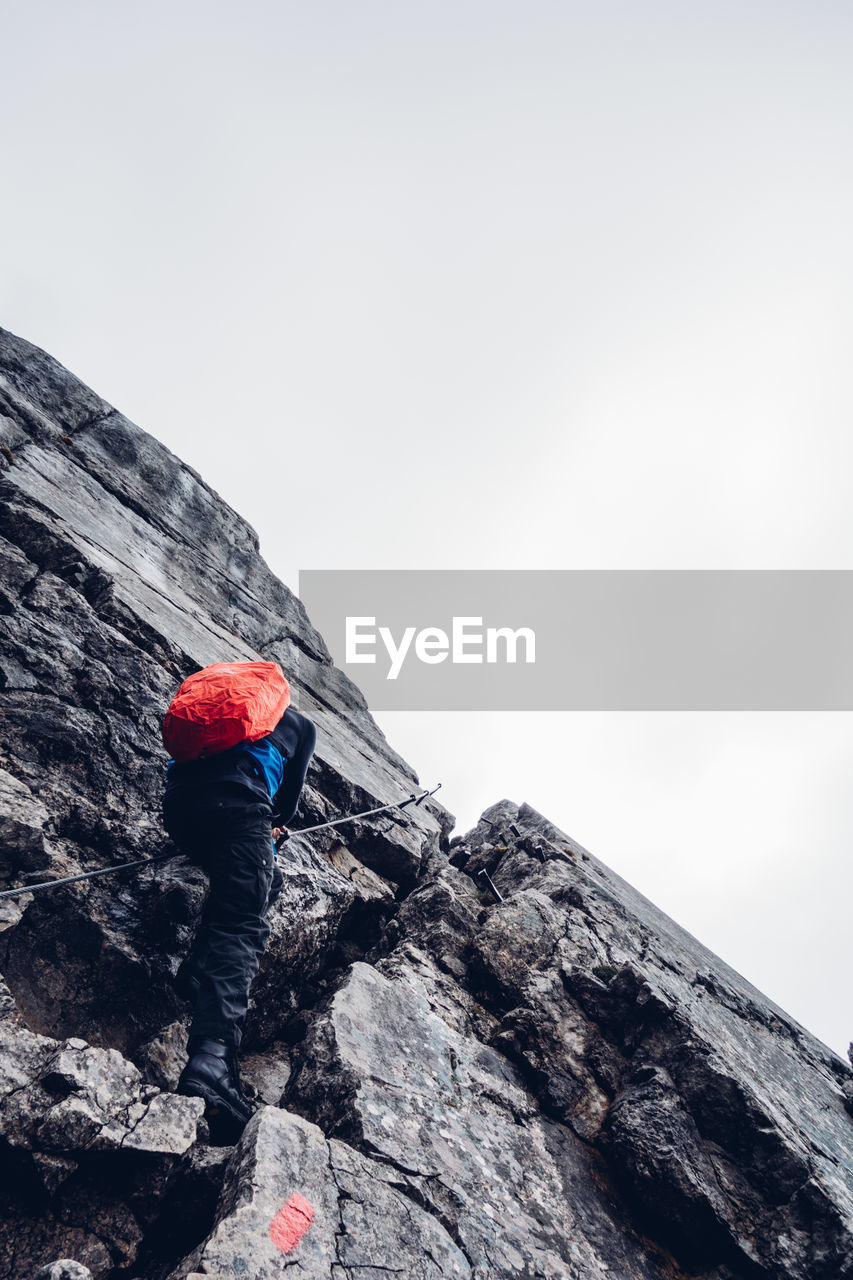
(162, 661, 291, 763)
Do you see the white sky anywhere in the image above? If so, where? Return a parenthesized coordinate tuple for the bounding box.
(2, 2, 851, 1058)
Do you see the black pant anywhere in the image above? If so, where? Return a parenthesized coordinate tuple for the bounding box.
(163, 784, 284, 1048)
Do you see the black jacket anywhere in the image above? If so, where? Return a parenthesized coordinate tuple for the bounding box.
(164, 706, 316, 824)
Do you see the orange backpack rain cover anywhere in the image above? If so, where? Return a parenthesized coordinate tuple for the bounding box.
(162, 661, 291, 762)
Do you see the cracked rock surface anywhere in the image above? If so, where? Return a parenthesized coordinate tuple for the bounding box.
(0, 1021, 202, 1276)
(170, 1107, 471, 1280)
(0, 327, 851, 1278)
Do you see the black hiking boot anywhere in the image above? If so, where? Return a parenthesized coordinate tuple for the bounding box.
(178, 1038, 254, 1143)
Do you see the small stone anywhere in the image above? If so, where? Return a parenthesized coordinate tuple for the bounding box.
(33, 1261, 93, 1280)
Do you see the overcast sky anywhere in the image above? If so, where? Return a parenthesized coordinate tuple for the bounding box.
(3, 2, 852, 1058)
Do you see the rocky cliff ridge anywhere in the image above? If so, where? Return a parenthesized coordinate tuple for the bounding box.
(0, 328, 850, 1280)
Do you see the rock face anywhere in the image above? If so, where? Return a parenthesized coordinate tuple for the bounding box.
(0, 326, 850, 1279)
(0, 1017, 203, 1277)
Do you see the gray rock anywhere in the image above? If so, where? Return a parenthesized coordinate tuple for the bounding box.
(843, 1078, 853, 1118)
(0, 1023, 202, 1158)
(33, 1261, 93, 1280)
(238, 1046, 292, 1106)
(452, 801, 853, 1278)
(135, 1019, 188, 1091)
(171, 1106, 471, 1280)
(0, 767, 52, 883)
(0, 1019, 202, 1275)
(287, 954, 689, 1279)
(1, 326, 851, 1279)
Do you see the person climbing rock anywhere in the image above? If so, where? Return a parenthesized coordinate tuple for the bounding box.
(160, 662, 316, 1137)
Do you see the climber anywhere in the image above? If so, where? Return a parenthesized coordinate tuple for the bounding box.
(161, 675, 316, 1136)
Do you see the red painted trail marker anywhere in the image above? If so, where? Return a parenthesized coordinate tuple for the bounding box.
(270, 1193, 315, 1254)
